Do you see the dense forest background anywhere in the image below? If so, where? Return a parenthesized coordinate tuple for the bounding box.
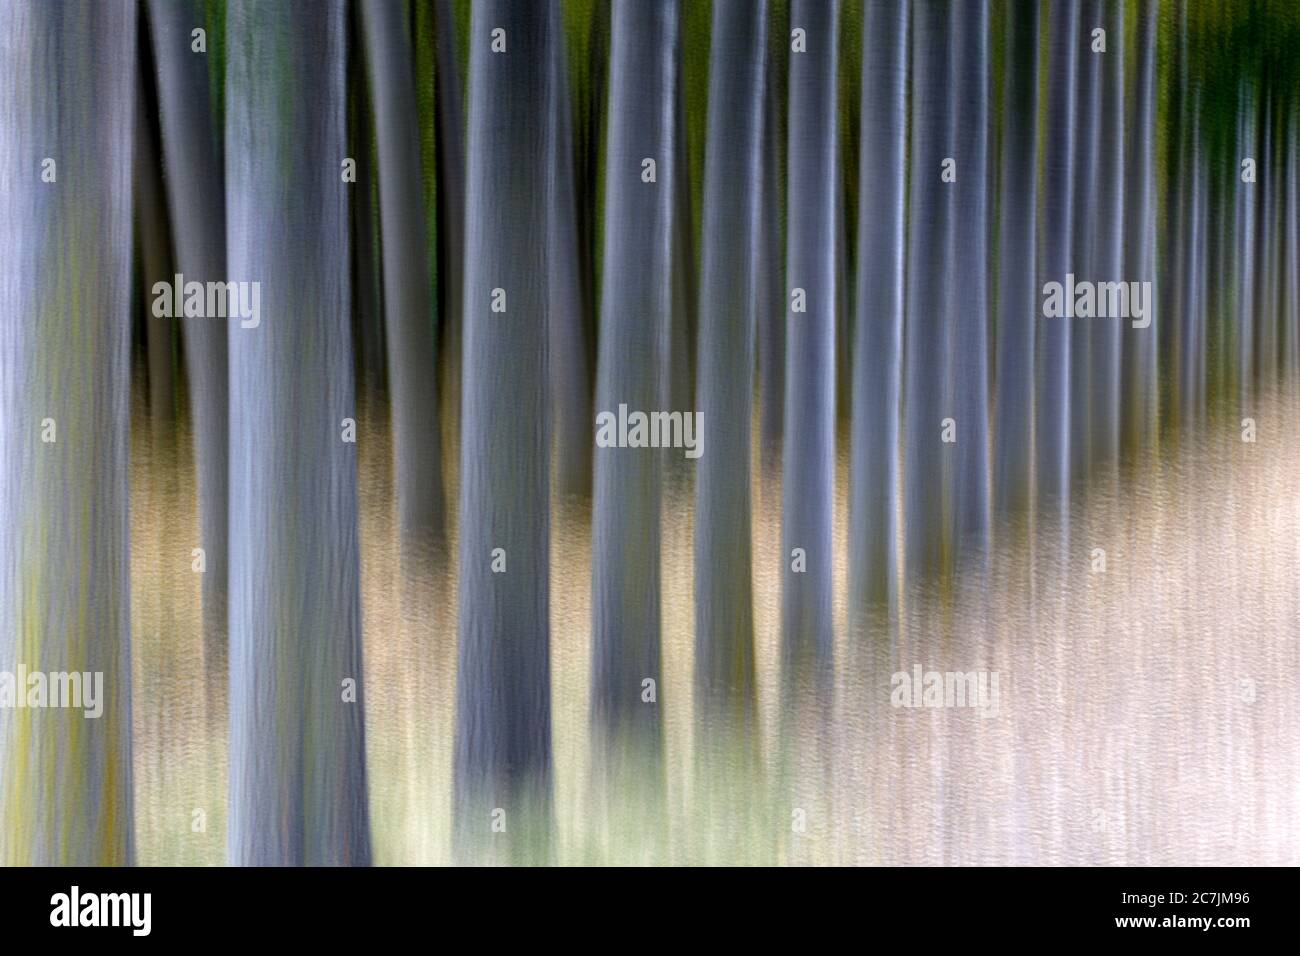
(2, 0, 1299, 866)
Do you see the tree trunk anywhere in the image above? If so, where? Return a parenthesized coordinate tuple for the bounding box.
(852, 0, 908, 620)
(454, 0, 553, 863)
(590, 0, 677, 767)
(361, 0, 445, 564)
(694, 0, 766, 738)
(949, 0, 991, 565)
(905, 0, 954, 582)
(0, 0, 137, 866)
(781, 0, 838, 694)
(149, 0, 230, 679)
(1036, 0, 1078, 534)
(993, 0, 1039, 519)
(1121, 0, 1157, 462)
(225, 0, 370, 866)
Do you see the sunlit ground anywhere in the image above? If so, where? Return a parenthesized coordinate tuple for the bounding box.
(130, 383, 1300, 865)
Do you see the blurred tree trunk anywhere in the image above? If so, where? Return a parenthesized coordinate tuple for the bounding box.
(757, 0, 786, 472)
(694, 0, 766, 742)
(1069, 0, 1099, 486)
(225, 0, 370, 866)
(905, 0, 953, 582)
(949, 0, 991, 566)
(852, 0, 907, 624)
(993, 0, 1038, 519)
(1090, 0, 1123, 477)
(781, 0, 838, 695)
(550, 10, 594, 501)
(454, 0, 553, 863)
(590, 0, 677, 772)
(432, 0, 464, 431)
(149, 0, 230, 679)
(1036, 0, 1077, 536)
(1121, 0, 1157, 461)
(361, 0, 445, 565)
(0, 0, 137, 866)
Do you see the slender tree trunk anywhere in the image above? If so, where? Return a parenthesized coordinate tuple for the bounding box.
(455, 0, 553, 862)
(668, 35, 697, 448)
(695, 0, 766, 738)
(590, 0, 676, 771)
(1069, 0, 1099, 485)
(149, 0, 229, 679)
(949, 0, 991, 565)
(852, 0, 908, 620)
(432, 0, 465, 433)
(550, 11, 594, 501)
(905, 0, 954, 582)
(757, 1, 786, 472)
(993, 0, 1039, 519)
(0, 0, 136, 867)
(1090, 0, 1123, 476)
(136, 57, 177, 437)
(1121, 0, 1157, 462)
(1179, 99, 1205, 424)
(1036, 0, 1077, 534)
(361, 0, 445, 564)
(781, 0, 838, 695)
(349, 0, 386, 396)
(225, 0, 370, 866)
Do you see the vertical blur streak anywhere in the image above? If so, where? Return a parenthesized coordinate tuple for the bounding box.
(1121, 0, 1157, 463)
(432, 0, 465, 434)
(455, 0, 553, 864)
(851, 0, 907, 628)
(781, 0, 838, 695)
(1069, 0, 1098, 487)
(756, 3, 785, 473)
(949, 0, 991, 567)
(0, 0, 136, 866)
(225, 0, 370, 866)
(549, 10, 594, 502)
(992, 0, 1038, 520)
(904, 0, 952, 584)
(590, 0, 676, 786)
(1036, 0, 1077, 543)
(694, 0, 766, 744)
(1089, 0, 1123, 482)
(148, 0, 230, 682)
(360, 0, 445, 566)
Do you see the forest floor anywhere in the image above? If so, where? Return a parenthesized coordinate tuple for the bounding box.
(129, 385, 1300, 864)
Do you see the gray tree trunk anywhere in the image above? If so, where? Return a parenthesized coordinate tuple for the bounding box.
(694, 0, 766, 738)
(949, 0, 991, 566)
(590, 0, 676, 764)
(1036, 0, 1078, 532)
(455, 0, 553, 862)
(905, 0, 954, 582)
(149, 0, 230, 678)
(1069, 0, 1099, 486)
(0, 0, 137, 867)
(1121, 0, 1157, 461)
(1090, 0, 1123, 476)
(361, 0, 445, 564)
(993, 0, 1039, 519)
(781, 0, 838, 693)
(549, 10, 594, 501)
(852, 0, 908, 620)
(225, 0, 370, 866)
